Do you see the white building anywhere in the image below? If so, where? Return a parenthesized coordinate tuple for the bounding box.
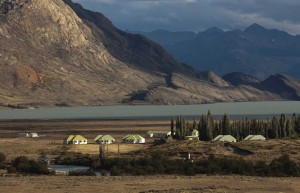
(147, 131, 173, 138)
(94, 135, 115, 144)
(63, 135, 88, 145)
(122, 134, 145, 144)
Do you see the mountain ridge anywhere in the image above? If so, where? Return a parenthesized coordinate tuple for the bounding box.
(137, 24, 300, 79)
(0, 0, 296, 108)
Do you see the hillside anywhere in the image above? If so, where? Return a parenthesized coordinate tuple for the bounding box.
(222, 72, 261, 87)
(138, 24, 300, 79)
(0, 0, 288, 108)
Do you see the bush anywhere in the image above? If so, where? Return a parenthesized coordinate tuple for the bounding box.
(0, 162, 7, 169)
(269, 155, 300, 177)
(7, 167, 17, 173)
(9, 156, 50, 175)
(0, 152, 6, 163)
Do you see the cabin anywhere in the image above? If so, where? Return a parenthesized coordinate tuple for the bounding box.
(122, 134, 145, 144)
(184, 129, 199, 140)
(244, 135, 266, 141)
(147, 131, 172, 138)
(94, 135, 115, 144)
(213, 135, 236, 143)
(63, 135, 87, 145)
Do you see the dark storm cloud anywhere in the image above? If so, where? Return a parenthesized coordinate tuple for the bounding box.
(73, 0, 300, 34)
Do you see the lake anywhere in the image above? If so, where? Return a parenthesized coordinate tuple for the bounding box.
(0, 101, 299, 120)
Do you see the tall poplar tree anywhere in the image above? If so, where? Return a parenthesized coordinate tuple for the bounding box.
(222, 113, 230, 135)
(206, 110, 213, 141)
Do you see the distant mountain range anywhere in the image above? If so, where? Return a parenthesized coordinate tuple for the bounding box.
(135, 24, 300, 79)
(0, 0, 299, 108)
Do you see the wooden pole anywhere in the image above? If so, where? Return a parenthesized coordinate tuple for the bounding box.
(118, 143, 120, 158)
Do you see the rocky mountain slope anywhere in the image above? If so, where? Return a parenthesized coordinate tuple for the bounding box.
(0, 0, 288, 108)
(138, 24, 300, 79)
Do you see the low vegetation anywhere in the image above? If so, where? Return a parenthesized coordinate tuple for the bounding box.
(7, 156, 50, 175)
(0, 152, 6, 169)
(55, 151, 300, 177)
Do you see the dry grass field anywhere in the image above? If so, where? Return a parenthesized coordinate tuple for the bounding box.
(0, 175, 299, 193)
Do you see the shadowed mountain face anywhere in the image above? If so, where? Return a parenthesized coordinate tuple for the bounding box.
(223, 72, 300, 100)
(259, 74, 300, 100)
(0, 0, 297, 108)
(222, 72, 261, 87)
(138, 24, 300, 79)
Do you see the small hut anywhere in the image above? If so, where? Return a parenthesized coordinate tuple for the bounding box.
(94, 135, 115, 144)
(122, 134, 145, 144)
(184, 129, 199, 140)
(63, 135, 87, 145)
(147, 131, 174, 138)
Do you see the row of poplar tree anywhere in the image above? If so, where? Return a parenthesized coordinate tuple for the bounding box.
(170, 111, 300, 141)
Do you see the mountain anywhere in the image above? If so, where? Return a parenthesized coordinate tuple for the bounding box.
(130, 30, 197, 55)
(0, 0, 289, 108)
(222, 72, 261, 87)
(137, 24, 300, 79)
(259, 74, 300, 100)
(223, 72, 300, 100)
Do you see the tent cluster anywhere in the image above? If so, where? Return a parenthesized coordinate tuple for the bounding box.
(212, 135, 266, 143)
(63, 134, 145, 145)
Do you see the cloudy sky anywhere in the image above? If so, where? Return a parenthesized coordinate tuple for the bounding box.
(74, 0, 300, 34)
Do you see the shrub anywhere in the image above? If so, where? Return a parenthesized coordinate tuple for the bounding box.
(0, 152, 6, 163)
(269, 155, 300, 177)
(7, 167, 17, 173)
(0, 162, 7, 169)
(9, 156, 50, 175)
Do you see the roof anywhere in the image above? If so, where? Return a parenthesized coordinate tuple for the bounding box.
(64, 135, 75, 141)
(244, 135, 266, 141)
(94, 135, 103, 141)
(123, 135, 137, 140)
(133, 134, 145, 140)
(94, 135, 115, 141)
(72, 135, 87, 141)
(65, 135, 86, 141)
(213, 135, 236, 142)
(123, 134, 145, 140)
(213, 135, 223, 141)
